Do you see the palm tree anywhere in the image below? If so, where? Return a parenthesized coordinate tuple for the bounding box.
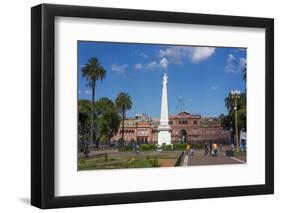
(115, 92, 132, 146)
(242, 62, 247, 82)
(82, 57, 106, 147)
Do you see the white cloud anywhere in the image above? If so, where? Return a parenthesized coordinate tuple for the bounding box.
(228, 54, 235, 61)
(140, 52, 148, 58)
(159, 57, 169, 69)
(133, 63, 143, 70)
(111, 64, 128, 74)
(135, 51, 148, 58)
(206, 85, 217, 92)
(146, 61, 158, 70)
(225, 54, 236, 73)
(225, 54, 246, 73)
(239, 57, 247, 70)
(190, 47, 216, 63)
(159, 47, 185, 64)
(85, 89, 91, 95)
(133, 58, 169, 71)
(158, 46, 216, 64)
(210, 86, 217, 90)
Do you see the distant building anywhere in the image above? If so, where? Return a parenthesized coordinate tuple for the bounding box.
(111, 111, 230, 144)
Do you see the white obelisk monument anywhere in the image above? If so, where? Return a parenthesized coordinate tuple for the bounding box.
(157, 72, 171, 145)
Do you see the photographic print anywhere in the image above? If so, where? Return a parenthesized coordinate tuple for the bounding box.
(31, 4, 273, 208)
(77, 41, 247, 170)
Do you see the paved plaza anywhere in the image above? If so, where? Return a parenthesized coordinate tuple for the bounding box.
(182, 148, 246, 166)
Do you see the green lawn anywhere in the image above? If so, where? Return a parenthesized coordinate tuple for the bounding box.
(78, 150, 181, 170)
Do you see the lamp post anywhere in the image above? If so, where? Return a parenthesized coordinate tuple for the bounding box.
(231, 90, 241, 152)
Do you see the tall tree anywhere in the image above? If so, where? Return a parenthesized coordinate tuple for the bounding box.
(78, 100, 91, 147)
(82, 57, 106, 147)
(224, 92, 247, 132)
(95, 98, 121, 146)
(115, 92, 132, 146)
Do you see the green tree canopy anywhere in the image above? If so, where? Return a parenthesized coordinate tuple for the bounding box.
(81, 57, 106, 146)
(82, 57, 106, 87)
(95, 97, 121, 145)
(222, 92, 246, 131)
(115, 92, 132, 114)
(115, 92, 132, 145)
(78, 99, 92, 144)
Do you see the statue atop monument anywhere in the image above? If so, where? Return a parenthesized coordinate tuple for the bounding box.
(163, 72, 168, 87)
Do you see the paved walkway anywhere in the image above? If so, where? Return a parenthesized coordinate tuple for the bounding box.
(182, 153, 189, 167)
(182, 150, 246, 166)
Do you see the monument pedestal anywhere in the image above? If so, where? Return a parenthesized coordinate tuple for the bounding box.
(157, 125, 171, 145)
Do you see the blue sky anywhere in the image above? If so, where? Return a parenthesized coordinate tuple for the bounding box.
(78, 41, 246, 118)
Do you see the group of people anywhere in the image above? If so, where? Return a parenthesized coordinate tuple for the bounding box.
(186, 143, 195, 156)
(204, 142, 225, 157)
(186, 142, 225, 157)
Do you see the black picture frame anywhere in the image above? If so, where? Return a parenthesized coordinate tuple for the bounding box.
(31, 3, 274, 209)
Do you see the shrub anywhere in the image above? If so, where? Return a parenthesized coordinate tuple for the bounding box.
(174, 143, 185, 150)
(164, 144, 174, 150)
(118, 146, 133, 152)
(194, 143, 204, 150)
(140, 144, 155, 151)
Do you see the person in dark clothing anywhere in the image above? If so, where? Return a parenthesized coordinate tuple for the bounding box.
(83, 146, 90, 159)
(209, 142, 213, 156)
(204, 142, 209, 155)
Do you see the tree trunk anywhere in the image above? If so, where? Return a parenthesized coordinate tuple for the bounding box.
(90, 80, 96, 147)
(121, 106, 125, 146)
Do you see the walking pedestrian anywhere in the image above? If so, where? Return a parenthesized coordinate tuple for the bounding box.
(212, 143, 218, 156)
(186, 143, 190, 155)
(135, 144, 140, 155)
(190, 144, 194, 156)
(209, 142, 213, 156)
(219, 143, 224, 152)
(204, 142, 209, 155)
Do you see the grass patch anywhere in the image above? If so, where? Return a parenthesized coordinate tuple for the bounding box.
(79, 157, 160, 170)
(78, 150, 181, 170)
(234, 151, 247, 157)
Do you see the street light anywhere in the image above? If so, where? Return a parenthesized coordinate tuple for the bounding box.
(231, 90, 241, 152)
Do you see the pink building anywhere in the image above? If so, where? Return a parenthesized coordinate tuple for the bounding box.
(111, 111, 230, 144)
